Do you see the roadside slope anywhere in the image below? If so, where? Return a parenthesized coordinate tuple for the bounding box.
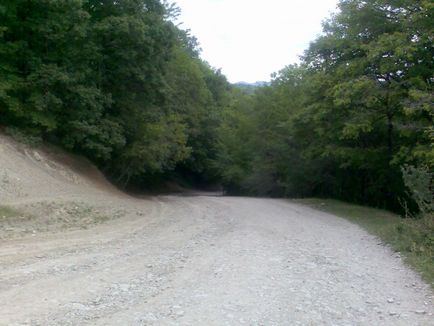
(0, 134, 122, 204)
(0, 134, 134, 237)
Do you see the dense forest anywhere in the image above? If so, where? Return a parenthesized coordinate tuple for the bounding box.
(217, 0, 433, 213)
(0, 0, 432, 213)
(0, 0, 230, 188)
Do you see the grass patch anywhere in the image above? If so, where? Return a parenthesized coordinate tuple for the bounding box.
(4, 126, 42, 146)
(0, 205, 22, 220)
(295, 198, 434, 288)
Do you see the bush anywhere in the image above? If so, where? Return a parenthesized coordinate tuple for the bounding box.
(4, 127, 42, 146)
(400, 165, 434, 264)
(401, 165, 434, 215)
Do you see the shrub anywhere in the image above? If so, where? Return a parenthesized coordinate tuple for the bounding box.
(400, 165, 434, 261)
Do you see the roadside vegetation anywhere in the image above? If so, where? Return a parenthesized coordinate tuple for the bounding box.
(0, 205, 21, 219)
(296, 198, 434, 287)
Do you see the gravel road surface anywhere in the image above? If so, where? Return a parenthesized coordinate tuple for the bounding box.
(1, 195, 433, 326)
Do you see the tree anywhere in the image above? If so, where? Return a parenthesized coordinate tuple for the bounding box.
(217, 0, 433, 211)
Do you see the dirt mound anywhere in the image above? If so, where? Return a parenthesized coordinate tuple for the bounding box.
(0, 133, 123, 204)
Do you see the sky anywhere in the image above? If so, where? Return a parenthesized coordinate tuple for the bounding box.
(173, 0, 339, 83)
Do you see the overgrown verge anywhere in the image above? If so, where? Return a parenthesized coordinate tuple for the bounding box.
(296, 198, 434, 288)
(0, 205, 23, 220)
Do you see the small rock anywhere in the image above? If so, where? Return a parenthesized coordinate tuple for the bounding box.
(414, 310, 426, 315)
(387, 298, 395, 304)
(93, 297, 102, 305)
(119, 284, 130, 291)
(142, 312, 157, 322)
(389, 311, 398, 316)
(33, 152, 43, 161)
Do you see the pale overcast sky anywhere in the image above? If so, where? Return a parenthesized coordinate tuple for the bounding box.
(173, 0, 339, 83)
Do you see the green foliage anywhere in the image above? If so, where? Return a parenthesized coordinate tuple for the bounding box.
(0, 205, 21, 219)
(217, 90, 257, 192)
(164, 46, 229, 183)
(217, 0, 433, 211)
(113, 114, 191, 185)
(400, 165, 434, 267)
(4, 127, 42, 146)
(402, 165, 434, 215)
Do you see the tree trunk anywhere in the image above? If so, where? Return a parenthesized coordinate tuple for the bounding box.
(387, 111, 393, 156)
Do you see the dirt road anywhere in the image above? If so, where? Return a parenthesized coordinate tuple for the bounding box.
(1, 194, 433, 326)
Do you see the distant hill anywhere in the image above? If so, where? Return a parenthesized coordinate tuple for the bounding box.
(233, 81, 270, 93)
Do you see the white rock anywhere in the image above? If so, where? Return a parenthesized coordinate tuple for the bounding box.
(142, 312, 157, 322)
(33, 152, 43, 161)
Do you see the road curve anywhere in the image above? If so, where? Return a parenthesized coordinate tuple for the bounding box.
(0, 195, 433, 325)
